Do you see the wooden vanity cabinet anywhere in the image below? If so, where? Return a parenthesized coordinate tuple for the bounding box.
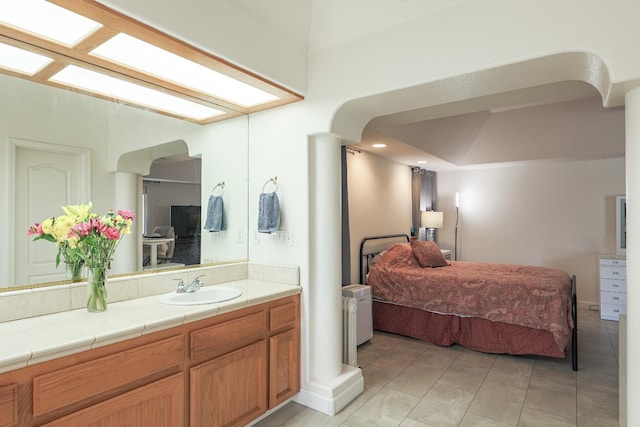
(188, 294, 300, 426)
(0, 293, 300, 427)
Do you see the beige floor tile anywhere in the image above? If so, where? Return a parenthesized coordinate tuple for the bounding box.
(524, 382, 577, 421)
(459, 412, 515, 427)
(253, 402, 306, 427)
(412, 346, 460, 370)
(398, 417, 437, 427)
(385, 363, 445, 397)
(344, 388, 420, 427)
(435, 359, 492, 392)
(362, 363, 395, 390)
(485, 356, 534, 388)
(468, 381, 526, 425)
(408, 383, 475, 427)
(368, 350, 420, 377)
(256, 307, 619, 427)
(518, 407, 576, 427)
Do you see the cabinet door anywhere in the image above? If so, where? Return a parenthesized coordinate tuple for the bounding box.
(269, 329, 300, 408)
(41, 373, 183, 427)
(191, 340, 267, 427)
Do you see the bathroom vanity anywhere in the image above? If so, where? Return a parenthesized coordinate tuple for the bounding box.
(0, 265, 300, 426)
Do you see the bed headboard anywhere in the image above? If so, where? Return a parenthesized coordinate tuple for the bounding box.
(359, 234, 410, 284)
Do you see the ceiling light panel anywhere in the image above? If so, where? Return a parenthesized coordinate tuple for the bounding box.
(50, 65, 225, 121)
(0, 42, 53, 75)
(90, 33, 280, 108)
(0, 0, 102, 46)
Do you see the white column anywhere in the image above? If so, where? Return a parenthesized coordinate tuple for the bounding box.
(310, 134, 343, 379)
(294, 134, 363, 415)
(111, 171, 139, 275)
(625, 86, 640, 426)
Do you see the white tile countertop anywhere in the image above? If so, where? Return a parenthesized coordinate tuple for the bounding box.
(0, 279, 300, 374)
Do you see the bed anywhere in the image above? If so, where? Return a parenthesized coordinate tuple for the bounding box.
(359, 234, 578, 371)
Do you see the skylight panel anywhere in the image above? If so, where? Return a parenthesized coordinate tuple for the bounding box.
(90, 33, 280, 107)
(0, 42, 53, 75)
(49, 65, 225, 121)
(0, 0, 102, 46)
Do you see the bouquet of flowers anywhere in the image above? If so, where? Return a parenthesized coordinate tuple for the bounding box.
(28, 206, 87, 281)
(28, 202, 135, 311)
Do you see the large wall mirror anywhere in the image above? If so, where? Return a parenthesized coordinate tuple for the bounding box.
(2, 72, 249, 291)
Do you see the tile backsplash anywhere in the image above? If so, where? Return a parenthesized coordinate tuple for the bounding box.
(0, 262, 299, 323)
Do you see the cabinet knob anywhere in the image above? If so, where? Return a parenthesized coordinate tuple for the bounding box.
(613, 297, 620, 301)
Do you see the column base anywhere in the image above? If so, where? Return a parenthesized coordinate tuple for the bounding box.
(293, 364, 364, 416)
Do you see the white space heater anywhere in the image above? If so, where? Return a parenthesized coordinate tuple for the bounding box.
(342, 284, 373, 367)
(342, 296, 358, 366)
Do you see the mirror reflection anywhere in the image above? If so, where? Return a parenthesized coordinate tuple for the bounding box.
(2, 73, 249, 290)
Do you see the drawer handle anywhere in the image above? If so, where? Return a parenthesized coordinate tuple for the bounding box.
(613, 284, 620, 288)
(612, 271, 619, 275)
(613, 297, 620, 301)
(613, 309, 620, 313)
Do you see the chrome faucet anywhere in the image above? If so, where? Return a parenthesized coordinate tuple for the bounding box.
(185, 275, 205, 293)
(174, 278, 187, 293)
(175, 275, 205, 293)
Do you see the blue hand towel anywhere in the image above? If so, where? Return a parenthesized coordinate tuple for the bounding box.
(258, 192, 280, 233)
(204, 195, 226, 232)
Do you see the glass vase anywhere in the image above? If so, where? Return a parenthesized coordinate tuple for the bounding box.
(65, 260, 85, 282)
(87, 264, 108, 312)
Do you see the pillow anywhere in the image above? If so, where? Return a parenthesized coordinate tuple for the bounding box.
(410, 240, 449, 268)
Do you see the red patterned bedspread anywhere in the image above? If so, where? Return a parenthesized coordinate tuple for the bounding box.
(368, 243, 574, 352)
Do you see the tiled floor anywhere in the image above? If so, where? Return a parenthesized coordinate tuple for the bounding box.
(254, 307, 620, 427)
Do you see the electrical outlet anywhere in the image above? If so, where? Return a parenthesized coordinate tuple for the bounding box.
(237, 229, 244, 243)
(286, 230, 293, 246)
(253, 230, 260, 244)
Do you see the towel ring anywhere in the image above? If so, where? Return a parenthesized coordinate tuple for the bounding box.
(262, 176, 278, 193)
(212, 181, 225, 196)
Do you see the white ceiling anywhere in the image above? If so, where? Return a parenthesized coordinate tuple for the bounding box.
(223, 1, 622, 171)
(105, 0, 624, 171)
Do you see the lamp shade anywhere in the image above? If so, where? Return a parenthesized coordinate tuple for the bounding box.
(421, 211, 443, 228)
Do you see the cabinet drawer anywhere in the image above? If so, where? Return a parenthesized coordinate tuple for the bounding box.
(191, 311, 266, 360)
(600, 266, 626, 280)
(600, 258, 626, 268)
(600, 278, 626, 292)
(33, 335, 184, 417)
(0, 383, 18, 426)
(601, 291, 626, 306)
(270, 302, 297, 332)
(601, 303, 626, 321)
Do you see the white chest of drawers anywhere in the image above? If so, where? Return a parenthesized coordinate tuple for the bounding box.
(599, 256, 626, 321)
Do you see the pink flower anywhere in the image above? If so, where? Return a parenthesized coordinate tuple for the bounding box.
(73, 222, 93, 237)
(27, 223, 42, 236)
(117, 209, 135, 220)
(103, 227, 121, 240)
(90, 217, 107, 234)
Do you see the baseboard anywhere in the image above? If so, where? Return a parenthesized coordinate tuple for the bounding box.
(293, 365, 364, 416)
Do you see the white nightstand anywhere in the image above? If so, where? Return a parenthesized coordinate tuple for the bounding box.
(440, 249, 452, 260)
(599, 255, 626, 321)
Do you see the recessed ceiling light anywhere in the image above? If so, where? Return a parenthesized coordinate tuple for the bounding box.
(416, 160, 429, 164)
(90, 33, 279, 108)
(372, 143, 387, 148)
(0, 0, 102, 47)
(49, 65, 225, 121)
(0, 42, 53, 75)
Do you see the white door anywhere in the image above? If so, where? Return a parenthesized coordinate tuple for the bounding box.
(14, 142, 89, 286)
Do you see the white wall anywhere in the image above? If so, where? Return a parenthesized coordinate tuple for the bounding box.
(436, 158, 625, 305)
(346, 150, 412, 284)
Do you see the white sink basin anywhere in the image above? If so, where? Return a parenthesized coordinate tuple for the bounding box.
(159, 286, 243, 306)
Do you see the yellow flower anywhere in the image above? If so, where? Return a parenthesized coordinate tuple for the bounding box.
(41, 218, 54, 234)
(62, 203, 92, 221)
